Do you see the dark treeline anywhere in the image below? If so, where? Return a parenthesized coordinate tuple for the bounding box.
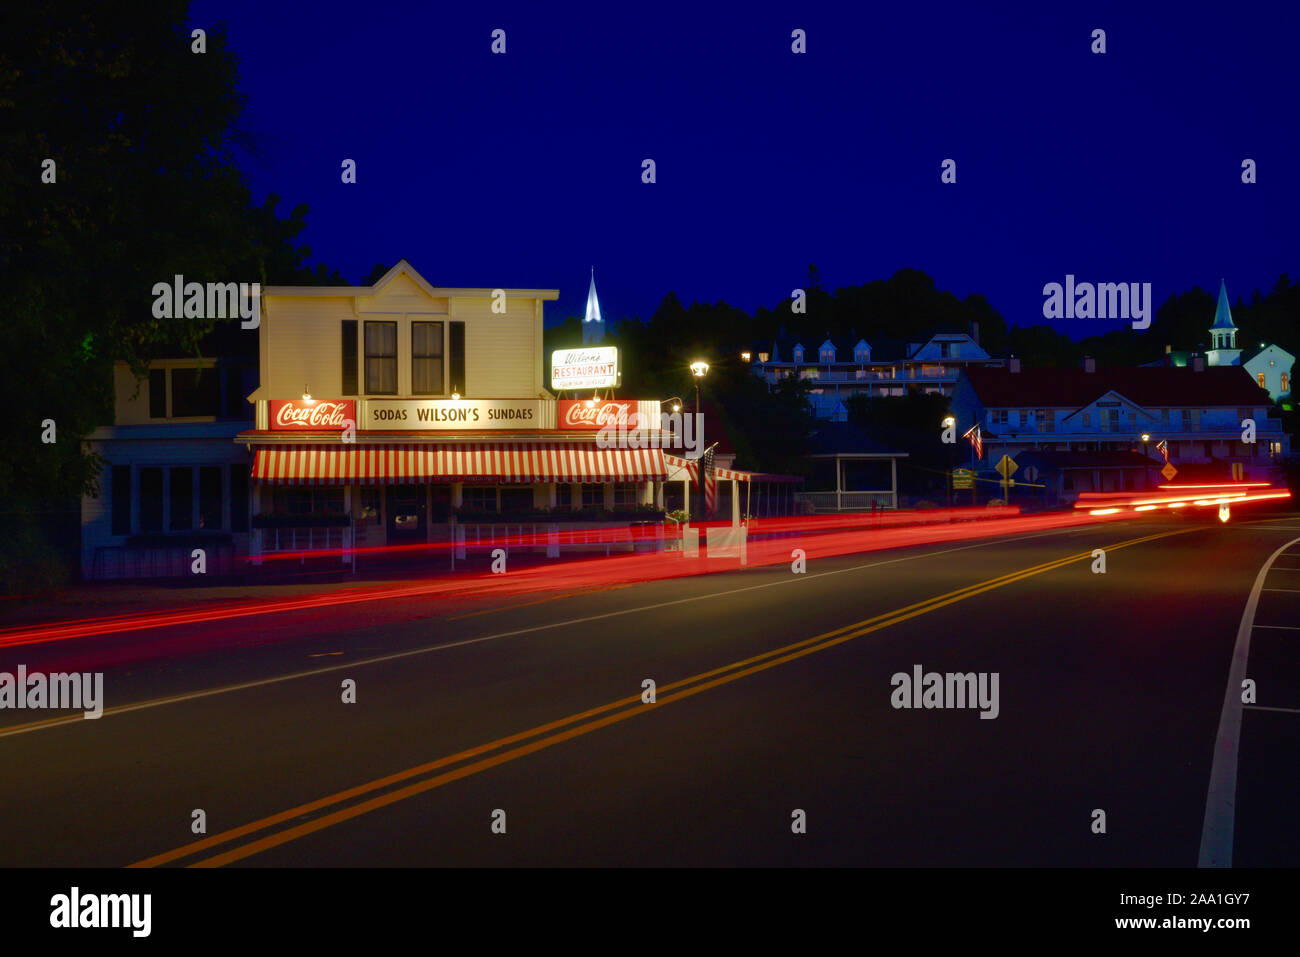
(546, 266, 1299, 483)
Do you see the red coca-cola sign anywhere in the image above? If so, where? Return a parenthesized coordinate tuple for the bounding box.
(269, 399, 356, 431)
(557, 399, 647, 430)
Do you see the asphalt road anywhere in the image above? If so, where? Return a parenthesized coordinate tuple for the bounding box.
(1, 512, 1297, 867)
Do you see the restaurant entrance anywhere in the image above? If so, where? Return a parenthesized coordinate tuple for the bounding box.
(386, 485, 426, 542)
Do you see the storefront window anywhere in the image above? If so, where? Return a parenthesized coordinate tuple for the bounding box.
(357, 486, 381, 524)
(411, 321, 444, 394)
(462, 487, 497, 511)
(500, 487, 532, 513)
(111, 466, 131, 535)
(272, 487, 344, 515)
(580, 484, 603, 508)
(613, 483, 638, 507)
(169, 467, 193, 530)
(139, 468, 163, 532)
(365, 321, 397, 394)
(199, 466, 222, 530)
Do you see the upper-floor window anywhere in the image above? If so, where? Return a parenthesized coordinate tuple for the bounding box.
(989, 409, 1008, 427)
(1258, 372, 1267, 388)
(758, 352, 770, 363)
(940, 341, 952, 358)
(364, 321, 398, 394)
(820, 347, 834, 363)
(854, 349, 868, 363)
(1282, 373, 1290, 392)
(793, 345, 804, 363)
(148, 365, 228, 419)
(1181, 409, 1194, 431)
(411, 321, 445, 394)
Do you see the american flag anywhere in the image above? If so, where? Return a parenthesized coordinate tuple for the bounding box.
(963, 423, 983, 460)
(699, 444, 717, 516)
(1155, 439, 1169, 463)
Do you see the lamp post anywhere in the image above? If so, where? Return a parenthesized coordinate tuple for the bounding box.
(1141, 433, 1151, 490)
(690, 360, 709, 416)
(689, 362, 709, 519)
(942, 416, 956, 508)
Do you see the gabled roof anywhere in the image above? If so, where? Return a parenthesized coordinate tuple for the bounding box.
(263, 258, 559, 299)
(1211, 279, 1236, 331)
(963, 365, 1270, 408)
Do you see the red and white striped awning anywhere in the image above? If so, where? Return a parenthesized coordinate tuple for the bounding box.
(664, 453, 699, 483)
(663, 454, 803, 484)
(252, 443, 667, 485)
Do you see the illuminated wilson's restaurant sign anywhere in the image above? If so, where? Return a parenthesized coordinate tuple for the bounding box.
(551, 347, 619, 391)
(268, 400, 355, 431)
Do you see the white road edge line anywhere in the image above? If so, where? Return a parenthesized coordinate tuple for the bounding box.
(1242, 705, 1300, 715)
(1198, 533, 1300, 868)
(0, 522, 1136, 740)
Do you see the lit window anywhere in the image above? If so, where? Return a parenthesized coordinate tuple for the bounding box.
(1282, 373, 1290, 393)
(1258, 373, 1266, 388)
(365, 321, 398, 394)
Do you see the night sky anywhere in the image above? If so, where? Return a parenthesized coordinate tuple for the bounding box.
(191, 1, 1299, 338)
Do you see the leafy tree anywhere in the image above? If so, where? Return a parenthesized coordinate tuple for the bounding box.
(0, 3, 341, 589)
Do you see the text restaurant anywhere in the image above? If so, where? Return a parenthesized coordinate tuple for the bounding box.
(238, 261, 676, 563)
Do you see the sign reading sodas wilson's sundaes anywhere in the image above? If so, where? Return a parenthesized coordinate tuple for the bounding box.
(269, 399, 356, 430)
(366, 399, 549, 430)
(551, 347, 619, 390)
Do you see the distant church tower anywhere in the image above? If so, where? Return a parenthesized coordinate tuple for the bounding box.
(583, 268, 605, 344)
(1206, 279, 1241, 367)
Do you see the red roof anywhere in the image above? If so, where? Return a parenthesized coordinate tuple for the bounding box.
(964, 366, 1270, 409)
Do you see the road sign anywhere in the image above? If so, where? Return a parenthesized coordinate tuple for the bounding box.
(1022, 465, 1039, 482)
(1161, 462, 1178, 481)
(952, 467, 975, 490)
(995, 455, 1018, 479)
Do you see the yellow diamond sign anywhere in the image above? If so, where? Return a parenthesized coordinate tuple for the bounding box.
(1161, 463, 1177, 481)
(995, 455, 1018, 478)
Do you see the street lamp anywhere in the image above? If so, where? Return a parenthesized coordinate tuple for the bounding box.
(690, 360, 709, 416)
(1140, 433, 1151, 490)
(942, 417, 956, 507)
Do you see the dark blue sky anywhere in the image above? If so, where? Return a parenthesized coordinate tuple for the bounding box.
(192, 1, 1298, 338)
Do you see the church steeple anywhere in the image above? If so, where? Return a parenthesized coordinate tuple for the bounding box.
(583, 267, 605, 343)
(1206, 279, 1240, 366)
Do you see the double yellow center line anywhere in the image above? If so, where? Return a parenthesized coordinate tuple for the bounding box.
(129, 527, 1190, 867)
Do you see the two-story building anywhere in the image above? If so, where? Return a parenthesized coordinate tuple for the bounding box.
(950, 357, 1289, 498)
(238, 261, 675, 563)
(750, 328, 1001, 420)
(80, 325, 258, 579)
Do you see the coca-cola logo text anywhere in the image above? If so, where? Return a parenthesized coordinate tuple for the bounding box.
(559, 400, 641, 430)
(269, 400, 356, 430)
